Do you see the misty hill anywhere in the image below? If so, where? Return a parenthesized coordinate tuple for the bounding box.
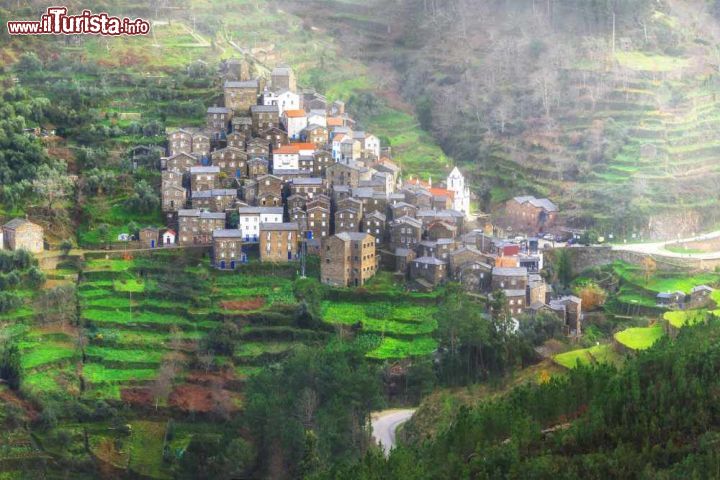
(288, 0, 720, 239)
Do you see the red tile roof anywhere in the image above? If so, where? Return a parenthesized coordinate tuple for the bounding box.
(284, 109, 306, 118)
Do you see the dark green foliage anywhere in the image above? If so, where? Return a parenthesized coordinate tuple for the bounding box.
(435, 285, 535, 385)
(205, 322, 239, 356)
(0, 343, 22, 390)
(177, 434, 256, 479)
(316, 320, 720, 478)
(244, 341, 384, 478)
(123, 179, 160, 214)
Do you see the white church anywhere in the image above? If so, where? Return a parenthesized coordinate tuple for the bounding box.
(446, 167, 471, 218)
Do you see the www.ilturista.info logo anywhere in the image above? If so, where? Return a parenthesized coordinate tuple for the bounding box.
(7, 6, 150, 36)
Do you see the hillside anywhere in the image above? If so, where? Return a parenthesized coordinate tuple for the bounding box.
(287, 0, 720, 238)
(320, 319, 720, 478)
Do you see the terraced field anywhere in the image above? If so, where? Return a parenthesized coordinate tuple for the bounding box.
(321, 272, 442, 360)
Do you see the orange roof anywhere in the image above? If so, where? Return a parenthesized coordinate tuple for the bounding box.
(274, 145, 300, 154)
(290, 142, 316, 150)
(327, 117, 343, 127)
(284, 109, 306, 118)
(430, 187, 455, 199)
(334, 133, 346, 142)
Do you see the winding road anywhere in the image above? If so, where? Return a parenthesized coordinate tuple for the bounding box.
(371, 409, 415, 456)
(611, 229, 720, 260)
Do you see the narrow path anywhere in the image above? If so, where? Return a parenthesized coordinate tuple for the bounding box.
(371, 409, 415, 456)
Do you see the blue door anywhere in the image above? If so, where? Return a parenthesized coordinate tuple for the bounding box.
(288, 251, 292, 260)
(230, 260, 236, 269)
(151, 240, 155, 248)
(220, 260, 226, 269)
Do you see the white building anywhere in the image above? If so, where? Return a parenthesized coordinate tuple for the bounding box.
(282, 109, 308, 141)
(272, 145, 300, 171)
(262, 89, 300, 115)
(238, 206, 284, 242)
(307, 109, 327, 128)
(447, 167, 471, 218)
(363, 134, 381, 159)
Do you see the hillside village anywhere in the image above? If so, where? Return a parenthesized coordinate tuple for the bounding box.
(138, 60, 585, 335)
(6, 57, 720, 343)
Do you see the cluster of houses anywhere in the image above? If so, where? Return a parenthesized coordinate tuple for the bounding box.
(147, 62, 584, 333)
(656, 285, 714, 309)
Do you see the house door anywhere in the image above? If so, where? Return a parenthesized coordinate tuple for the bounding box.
(220, 260, 226, 269)
(230, 260, 236, 269)
(236, 168, 242, 178)
(288, 251, 292, 260)
(151, 240, 155, 248)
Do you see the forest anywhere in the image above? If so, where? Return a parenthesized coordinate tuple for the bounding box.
(314, 319, 720, 479)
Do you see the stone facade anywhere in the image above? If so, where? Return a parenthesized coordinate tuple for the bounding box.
(321, 232, 376, 287)
(260, 222, 299, 262)
(2, 219, 43, 253)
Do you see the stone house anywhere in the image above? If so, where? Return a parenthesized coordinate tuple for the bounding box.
(355, 191, 387, 215)
(390, 202, 417, 220)
(504, 290, 527, 316)
(389, 216, 423, 250)
(139, 227, 160, 248)
(287, 194, 307, 212)
(256, 174, 283, 201)
(258, 126, 288, 148)
(321, 232, 377, 287)
(326, 163, 367, 189)
(549, 296, 583, 336)
(304, 124, 328, 146)
(247, 157, 269, 179)
(312, 150, 334, 176)
(307, 205, 330, 241)
(232, 116, 253, 136)
(271, 65, 297, 92)
(191, 133, 210, 158)
(191, 189, 238, 212)
(409, 256, 447, 287)
(307, 194, 331, 212)
(177, 209, 226, 245)
(417, 239, 456, 261)
(690, 285, 714, 307)
(362, 211, 386, 245)
(246, 139, 270, 157)
(426, 220, 457, 241)
(260, 222, 299, 262)
(290, 177, 326, 198)
(2, 218, 43, 253)
(207, 106, 232, 134)
(224, 79, 260, 112)
(250, 105, 280, 134)
(337, 197, 364, 219)
(190, 166, 220, 192)
(168, 129, 193, 156)
(491, 267, 528, 291)
(212, 147, 247, 178)
(290, 207, 308, 234)
(334, 208, 360, 234)
(212, 229, 244, 269)
(505, 196, 559, 234)
(403, 187, 433, 209)
(165, 152, 196, 174)
(226, 131, 246, 149)
(162, 170, 186, 212)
